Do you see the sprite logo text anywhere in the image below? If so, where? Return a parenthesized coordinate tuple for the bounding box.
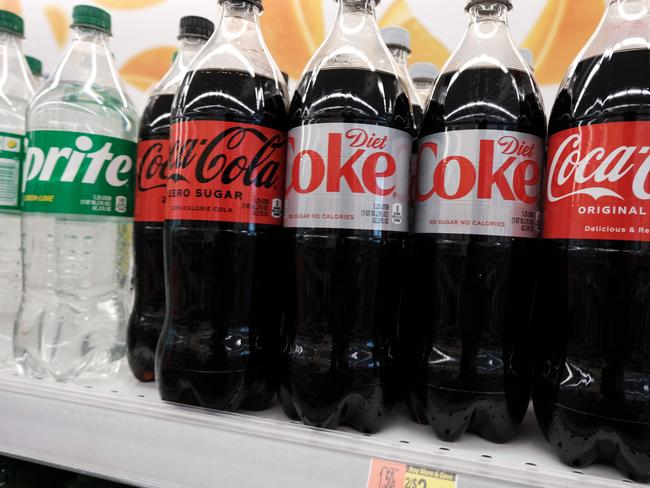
(23, 131, 136, 218)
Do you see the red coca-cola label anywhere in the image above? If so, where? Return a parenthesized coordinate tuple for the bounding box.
(135, 139, 168, 223)
(167, 120, 286, 224)
(544, 121, 650, 241)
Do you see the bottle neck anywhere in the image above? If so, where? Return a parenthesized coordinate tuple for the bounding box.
(178, 36, 206, 71)
(607, 0, 650, 17)
(443, 1, 524, 73)
(468, 2, 509, 25)
(388, 46, 409, 70)
(466, 2, 511, 43)
(0, 31, 35, 100)
(335, 0, 379, 36)
(579, 0, 650, 61)
(339, 0, 376, 15)
(219, 1, 263, 41)
(49, 26, 127, 101)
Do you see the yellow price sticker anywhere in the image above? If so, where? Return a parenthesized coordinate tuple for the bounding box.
(404, 465, 456, 488)
(368, 459, 457, 488)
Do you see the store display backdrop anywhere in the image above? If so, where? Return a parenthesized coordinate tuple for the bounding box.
(1, 0, 605, 110)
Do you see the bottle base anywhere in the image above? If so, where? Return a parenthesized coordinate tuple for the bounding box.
(157, 367, 275, 412)
(278, 383, 391, 434)
(407, 384, 526, 443)
(14, 356, 123, 382)
(534, 399, 650, 482)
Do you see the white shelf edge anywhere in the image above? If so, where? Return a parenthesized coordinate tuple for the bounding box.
(0, 367, 636, 488)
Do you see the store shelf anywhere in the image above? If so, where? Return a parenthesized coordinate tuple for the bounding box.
(0, 366, 637, 488)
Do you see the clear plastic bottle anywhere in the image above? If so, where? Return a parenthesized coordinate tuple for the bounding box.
(128, 15, 214, 382)
(381, 26, 423, 128)
(14, 5, 138, 381)
(0, 11, 35, 366)
(535, 0, 650, 480)
(25, 55, 43, 85)
(409, 62, 439, 109)
(156, 0, 288, 411)
(280, 0, 415, 432)
(405, 0, 546, 443)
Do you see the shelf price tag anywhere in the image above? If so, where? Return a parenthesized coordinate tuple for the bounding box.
(368, 458, 456, 488)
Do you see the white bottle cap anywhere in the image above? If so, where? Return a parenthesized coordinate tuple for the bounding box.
(519, 48, 535, 69)
(410, 63, 440, 81)
(381, 27, 411, 53)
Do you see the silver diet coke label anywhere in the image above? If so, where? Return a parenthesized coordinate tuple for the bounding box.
(284, 123, 411, 232)
(414, 129, 544, 238)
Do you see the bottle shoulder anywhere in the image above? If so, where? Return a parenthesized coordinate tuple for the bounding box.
(421, 67, 546, 137)
(549, 49, 650, 134)
(29, 82, 139, 140)
(288, 68, 415, 134)
(173, 69, 287, 129)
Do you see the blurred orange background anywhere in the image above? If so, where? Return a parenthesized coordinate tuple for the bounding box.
(2, 0, 605, 109)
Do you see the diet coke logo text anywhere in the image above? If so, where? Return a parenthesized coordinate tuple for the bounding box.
(416, 135, 540, 203)
(284, 123, 411, 232)
(166, 120, 286, 225)
(543, 121, 650, 242)
(414, 130, 544, 238)
(287, 128, 402, 196)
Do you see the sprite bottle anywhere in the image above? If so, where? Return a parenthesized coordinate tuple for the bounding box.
(14, 5, 138, 380)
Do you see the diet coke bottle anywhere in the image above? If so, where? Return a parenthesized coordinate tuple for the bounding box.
(280, 0, 415, 433)
(156, 0, 288, 411)
(128, 15, 214, 383)
(404, 0, 546, 442)
(535, 0, 650, 481)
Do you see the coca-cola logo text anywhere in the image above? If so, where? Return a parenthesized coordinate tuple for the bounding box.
(138, 141, 168, 192)
(170, 125, 285, 188)
(416, 135, 540, 203)
(547, 133, 650, 202)
(287, 128, 398, 196)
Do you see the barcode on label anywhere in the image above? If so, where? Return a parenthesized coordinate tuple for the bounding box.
(0, 158, 18, 207)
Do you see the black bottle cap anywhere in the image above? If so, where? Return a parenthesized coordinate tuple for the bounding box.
(179, 16, 215, 41)
(219, 0, 263, 11)
(465, 0, 513, 11)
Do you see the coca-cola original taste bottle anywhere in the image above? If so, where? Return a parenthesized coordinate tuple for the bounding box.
(405, 0, 546, 442)
(280, 0, 415, 433)
(128, 15, 214, 383)
(156, 0, 288, 411)
(535, 0, 650, 480)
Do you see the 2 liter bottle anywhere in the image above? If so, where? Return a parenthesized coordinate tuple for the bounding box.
(535, 0, 650, 481)
(15, 6, 137, 381)
(128, 15, 215, 382)
(155, 0, 289, 410)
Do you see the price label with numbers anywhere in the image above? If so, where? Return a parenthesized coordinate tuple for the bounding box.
(368, 458, 457, 488)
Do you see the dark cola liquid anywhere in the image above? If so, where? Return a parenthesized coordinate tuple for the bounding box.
(405, 67, 546, 442)
(535, 49, 650, 481)
(127, 93, 173, 382)
(156, 69, 287, 411)
(279, 68, 414, 433)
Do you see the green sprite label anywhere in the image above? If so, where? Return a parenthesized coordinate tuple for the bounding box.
(0, 131, 25, 212)
(23, 131, 136, 218)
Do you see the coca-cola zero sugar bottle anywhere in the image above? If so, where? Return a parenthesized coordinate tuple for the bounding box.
(128, 16, 214, 382)
(535, 0, 650, 480)
(405, 0, 546, 442)
(280, 0, 415, 433)
(155, 0, 288, 411)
